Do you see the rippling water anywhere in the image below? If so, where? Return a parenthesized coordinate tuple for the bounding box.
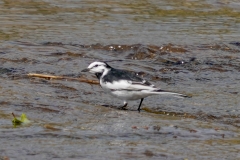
(0, 0, 240, 159)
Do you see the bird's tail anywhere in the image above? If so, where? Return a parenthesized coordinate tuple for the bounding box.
(153, 89, 191, 98)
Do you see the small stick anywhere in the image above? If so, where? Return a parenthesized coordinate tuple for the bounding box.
(27, 73, 99, 84)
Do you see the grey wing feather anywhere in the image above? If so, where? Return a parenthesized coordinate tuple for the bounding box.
(131, 79, 156, 87)
(103, 68, 156, 90)
(119, 69, 155, 87)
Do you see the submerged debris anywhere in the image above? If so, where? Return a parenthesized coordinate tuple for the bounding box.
(12, 113, 30, 127)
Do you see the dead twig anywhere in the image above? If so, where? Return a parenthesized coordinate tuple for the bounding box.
(27, 73, 99, 84)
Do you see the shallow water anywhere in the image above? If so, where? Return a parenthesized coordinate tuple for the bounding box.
(0, 0, 240, 159)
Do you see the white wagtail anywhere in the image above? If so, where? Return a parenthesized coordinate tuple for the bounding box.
(82, 61, 190, 112)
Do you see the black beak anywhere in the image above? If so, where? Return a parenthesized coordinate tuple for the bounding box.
(81, 68, 90, 72)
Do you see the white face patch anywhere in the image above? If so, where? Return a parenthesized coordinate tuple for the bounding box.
(87, 61, 109, 74)
(88, 62, 106, 69)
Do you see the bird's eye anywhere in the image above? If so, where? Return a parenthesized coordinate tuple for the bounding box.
(94, 64, 99, 67)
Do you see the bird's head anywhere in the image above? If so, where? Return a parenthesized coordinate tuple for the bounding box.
(81, 61, 111, 74)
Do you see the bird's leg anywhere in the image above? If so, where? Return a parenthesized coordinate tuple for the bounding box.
(119, 101, 128, 110)
(137, 98, 144, 113)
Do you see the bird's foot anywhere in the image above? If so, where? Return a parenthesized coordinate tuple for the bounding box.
(118, 103, 128, 110)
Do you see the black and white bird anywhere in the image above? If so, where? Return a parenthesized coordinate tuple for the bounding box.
(82, 61, 189, 112)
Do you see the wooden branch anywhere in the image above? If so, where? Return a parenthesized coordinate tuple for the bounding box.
(27, 73, 99, 84)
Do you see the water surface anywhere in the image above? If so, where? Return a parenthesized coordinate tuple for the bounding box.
(0, 0, 239, 159)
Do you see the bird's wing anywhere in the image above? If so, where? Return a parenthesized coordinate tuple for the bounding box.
(128, 79, 156, 90)
(103, 79, 156, 91)
(102, 69, 156, 91)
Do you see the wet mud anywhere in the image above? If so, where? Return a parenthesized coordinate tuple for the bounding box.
(1, 41, 239, 159)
